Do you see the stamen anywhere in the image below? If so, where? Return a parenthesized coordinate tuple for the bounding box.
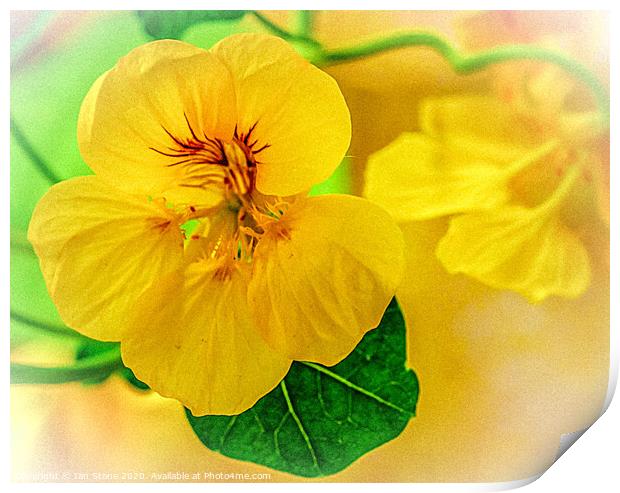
(239, 225, 262, 240)
(150, 116, 270, 198)
(148, 116, 284, 260)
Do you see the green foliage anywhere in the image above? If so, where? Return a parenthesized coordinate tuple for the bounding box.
(121, 367, 151, 391)
(75, 340, 118, 385)
(137, 10, 248, 40)
(309, 157, 352, 196)
(75, 339, 149, 390)
(187, 298, 418, 477)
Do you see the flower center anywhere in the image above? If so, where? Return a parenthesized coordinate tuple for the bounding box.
(150, 114, 271, 201)
(157, 115, 292, 267)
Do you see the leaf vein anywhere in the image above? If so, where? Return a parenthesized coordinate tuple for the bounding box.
(301, 362, 412, 416)
(219, 415, 238, 451)
(273, 412, 289, 459)
(251, 408, 266, 433)
(280, 380, 322, 475)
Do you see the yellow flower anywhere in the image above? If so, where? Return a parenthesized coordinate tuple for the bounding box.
(27, 34, 404, 416)
(365, 87, 608, 303)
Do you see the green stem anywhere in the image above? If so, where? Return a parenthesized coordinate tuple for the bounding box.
(251, 11, 300, 42)
(10, 115, 61, 184)
(11, 347, 124, 384)
(251, 11, 320, 47)
(10, 311, 80, 338)
(318, 32, 609, 121)
(295, 10, 314, 39)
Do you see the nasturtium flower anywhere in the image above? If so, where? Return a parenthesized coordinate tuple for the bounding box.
(28, 34, 404, 416)
(365, 78, 608, 303)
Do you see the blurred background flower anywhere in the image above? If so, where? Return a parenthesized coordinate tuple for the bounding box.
(10, 10, 609, 482)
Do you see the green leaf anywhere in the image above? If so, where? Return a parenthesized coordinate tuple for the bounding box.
(186, 298, 419, 477)
(137, 10, 248, 40)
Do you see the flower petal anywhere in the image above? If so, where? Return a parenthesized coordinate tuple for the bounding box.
(121, 260, 292, 416)
(78, 40, 236, 200)
(211, 33, 351, 196)
(420, 95, 540, 164)
(247, 195, 404, 365)
(436, 206, 591, 302)
(364, 132, 509, 222)
(27, 176, 185, 340)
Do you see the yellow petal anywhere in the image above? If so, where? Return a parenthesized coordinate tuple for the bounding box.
(420, 95, 540, 164)
(121, 260, 292, 416)
(211, 33, 351, 196)
(78, 40, 236, 200)
(27, 176, 185, 340)
(364, 132, 509, 222)
(526, 65, 576, 114)
(247, 194, 404, 365)
(436, 206, 591, 302)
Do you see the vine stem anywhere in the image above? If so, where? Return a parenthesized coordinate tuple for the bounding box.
(294, 10, 314, 39)
(10, 115, 62, 184)
(11, 347, 124, 384)
(10, 311, 80, 338)
(251, 11, 320, 47)
(316, 31, 609, 121)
